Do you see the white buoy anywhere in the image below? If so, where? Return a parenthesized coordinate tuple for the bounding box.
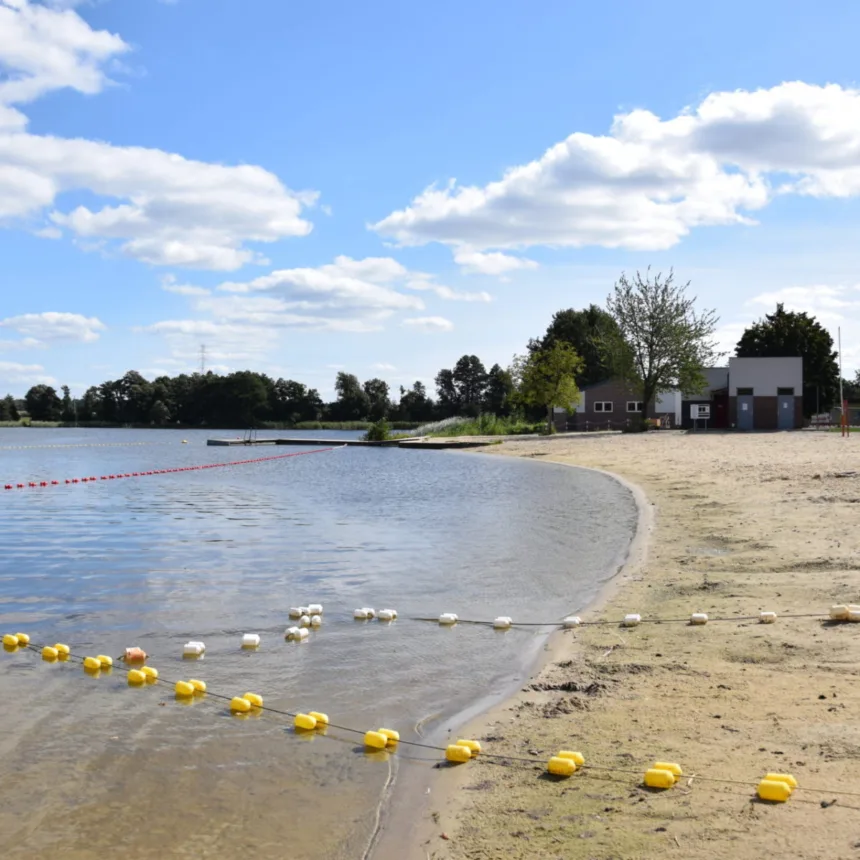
(299, 606, 310, 616)
(848, 608, 860, 623)
(285, 626, 301, 641)
(308, 603, 323, 615)
(363, 608, 376, 619)
(830, 604, 850, 620)
(297, 628, 309, 641)
(354, 609, 369, 620)
(439, 613, 458, 625)
(288, 607, 303, 619)
(310, 615, 322, 627)
(299, 615, 311, 628)
(493, 616, 512, 629)
(690, 613, 708, 625)
(562, 616, 581, 628)
(183, 640, 205, 656)
(377, 609, 396, 622)
(759, 611, 777, 624)
(242, 633, 260, 648)
(622, 614, 641, 627)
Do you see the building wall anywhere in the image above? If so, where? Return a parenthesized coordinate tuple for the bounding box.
(691, 367, 729, 397)
(728, 395, 803, 429)
(728, 357, 802, 396)
(568, 379, 674, 429)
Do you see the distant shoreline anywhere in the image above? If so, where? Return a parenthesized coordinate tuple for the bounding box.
(0, 421, 422, 431)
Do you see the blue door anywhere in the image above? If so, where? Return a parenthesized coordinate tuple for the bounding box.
(737, 395, 754, 430)
(778, 396, 794, 429)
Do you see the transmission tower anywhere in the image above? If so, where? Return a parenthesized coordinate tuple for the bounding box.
(199, 344, 207, 374)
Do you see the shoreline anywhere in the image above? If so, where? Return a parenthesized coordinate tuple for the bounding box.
(370, 459, 652, 859)
(379, 431, 860, 859)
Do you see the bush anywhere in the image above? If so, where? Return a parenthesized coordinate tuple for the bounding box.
(363, 418, 391, 442)
(417, 414, 544, 438)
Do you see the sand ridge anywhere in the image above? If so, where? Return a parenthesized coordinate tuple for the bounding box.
(408, 430, 860, 860)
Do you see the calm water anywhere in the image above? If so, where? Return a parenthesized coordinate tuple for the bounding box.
(0, 428, 637, 859)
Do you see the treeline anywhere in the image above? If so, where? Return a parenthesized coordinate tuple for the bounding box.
(11, 359, 521, 428)
(6, 294, 860, 429)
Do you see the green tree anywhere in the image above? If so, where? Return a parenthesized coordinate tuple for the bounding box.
(149, 399, 171, 425)
(434, 368, 460, 417)
(735, 303, 840, 416)
(513, 342, 584, 433)
(452, 355, 487, 415)
(844, 371, 860, 404)
(80, 387, 100, 421)
(332, 372, 370, 420)
(602, 268, 720, 412)
(24, 384, 62, 421)
(531, 305, 619, 387)
(362, 377, 390, 421)
(0, 395, 12, 421)
(4, 395, 19, 421)
(397, 381, 435, 422)
(60, 385, 75, 422)
(483, 363, 514, 416)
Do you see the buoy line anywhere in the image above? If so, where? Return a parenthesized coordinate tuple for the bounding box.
(4, 636, 860, 805)
(2, 445, 343, 490)
(0, 441, 169, 451)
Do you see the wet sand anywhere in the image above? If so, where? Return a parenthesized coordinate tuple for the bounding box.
(388, 430, 860, 860)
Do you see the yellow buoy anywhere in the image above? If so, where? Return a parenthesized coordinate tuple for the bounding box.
(96, 655, 113, 668)
(182, 440, 188, 444)
(308, 711, 329, 726)
(141, 666, 158, 681)
(758, 779, 792, 802)
(42, 646, 59, 661)
(558, 750, 585, 766)
(128, 669, 146, 685)
(295, 713, 318, 731)
(456, 739, 481, 756)
(364, 730, 388, 750)
(548, 756, 576, 777)
(83, 656, 102, 671)
(175, 681, 195, 697)
(644, 768, 676, 789)
(653, 761, 683, 778)
(445, 744, 473, 764)
(2, 634, 19, 648)
(14, 633, 30, 646)
(54, 644, 70, 655)
(189, 679, 207, 693)
(379, 728, 400, 744)
(764, 773, 797, 789)
(243, 692, 263, 708)
(230, 696, 252, 713)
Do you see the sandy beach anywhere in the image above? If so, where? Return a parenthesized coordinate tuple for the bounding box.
(390, 429, 860, 860)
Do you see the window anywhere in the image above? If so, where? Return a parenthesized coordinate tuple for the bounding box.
(593, 401, 613, 413)
(626, 401, 644, 413)
(777, 387, 795, 396)
(737, 387, 754, 396)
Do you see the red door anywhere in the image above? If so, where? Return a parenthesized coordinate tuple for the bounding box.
(712, 393, 728, 428)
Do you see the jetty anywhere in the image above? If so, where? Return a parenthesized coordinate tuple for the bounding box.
(207, 436, 491, 450)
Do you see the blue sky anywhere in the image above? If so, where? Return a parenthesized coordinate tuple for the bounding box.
(2, 0, 860, 398)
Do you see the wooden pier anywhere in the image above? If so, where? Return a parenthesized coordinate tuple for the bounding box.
(206, 436, 488, 450)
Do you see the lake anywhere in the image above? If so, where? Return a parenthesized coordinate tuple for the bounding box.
(0, 428, 637, 859)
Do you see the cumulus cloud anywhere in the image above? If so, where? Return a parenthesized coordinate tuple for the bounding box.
(0, 359, 55, 385)
(0, 0, 316, 270)
(453, 249, 538, 277)
(405, 272, 492, 302)
(0, 311, 106, 345)
(373, 82, 860, 257)
(401, 316, 453, 332)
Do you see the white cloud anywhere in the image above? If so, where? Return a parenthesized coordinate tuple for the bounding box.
(160, 274, 210, 297)
(0, 359, 55, 386)
(401, 316, 454, 332)
(453, 248, 538, 277)
(0, 0, 317, 270)
(372, 82, 860, 258)
(405, 273, 491, 302)
(0, 311, 106, 345)
(371, 362, 396, 371)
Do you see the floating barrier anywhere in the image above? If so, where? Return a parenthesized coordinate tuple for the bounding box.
(690, 613, 708, 625)
(5, 637, 853, 807)
(622, 614, 641, 627)
(3, 446, 339, 491)
(183, 641, 205, 657)
(760, 611, 777, 624)
(377, 609, 397, 622)
(310, 615, 322, 628)
(241, 634, 260, 649)
(295, 713, 318, 731)
(493, 616, 512, 630)
(124, 646, 147, 663)
(563, 616, 581, 628)
(307, 604, 323, 616)
(285, 626, 301, 641)
(438, 613, 458, 625)
(42, 646, 58, 661)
